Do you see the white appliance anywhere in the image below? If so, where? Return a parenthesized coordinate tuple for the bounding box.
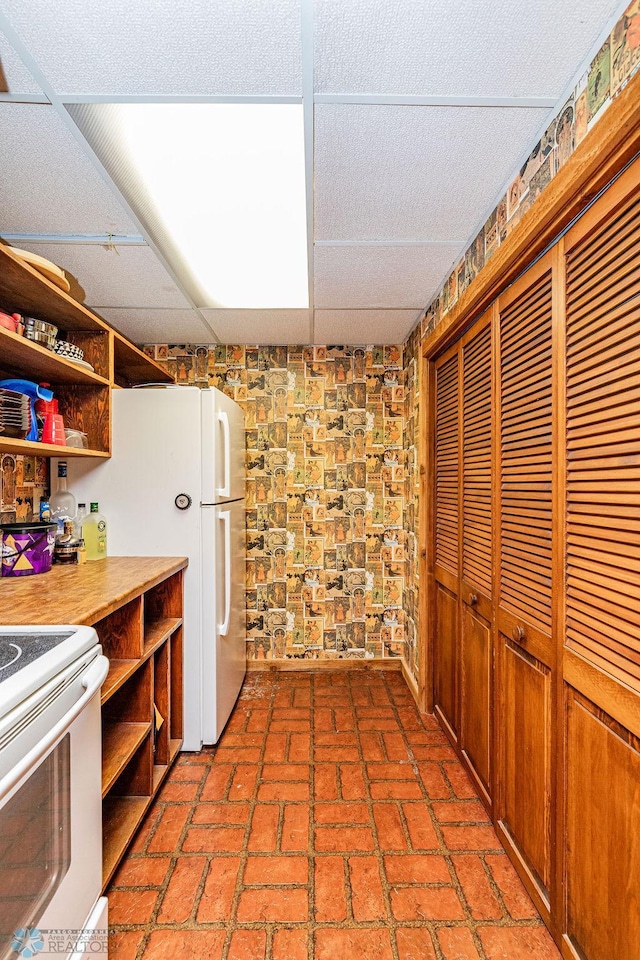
(60, 386, 246, 749)
(0, 626, 108, 960)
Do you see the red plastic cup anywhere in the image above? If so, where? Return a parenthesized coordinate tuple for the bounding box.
(42, 413, 66, 445)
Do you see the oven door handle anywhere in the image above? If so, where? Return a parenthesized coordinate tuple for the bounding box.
(0, 655, 109, 803)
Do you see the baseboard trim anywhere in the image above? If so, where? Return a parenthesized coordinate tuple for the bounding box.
(246, 657, 403, 673)
(400, 657, 421, 709)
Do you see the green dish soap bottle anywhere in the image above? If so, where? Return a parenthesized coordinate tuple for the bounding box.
(84, 502, 107, 561)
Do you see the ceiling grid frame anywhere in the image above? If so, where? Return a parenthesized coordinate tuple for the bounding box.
(0, 0, 628, 346)
(2, 233, 146, 245)
(0, 6, 220, 343)
(301, 0, 315, 340)
(315, 94, 558, 107)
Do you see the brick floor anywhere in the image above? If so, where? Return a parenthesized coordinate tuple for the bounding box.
(108, 670, 560, 959)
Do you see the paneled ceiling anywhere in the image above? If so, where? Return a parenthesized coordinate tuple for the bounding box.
(0, 0, 622, 345)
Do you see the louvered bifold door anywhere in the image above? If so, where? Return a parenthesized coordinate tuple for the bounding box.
(495, 252, 556, 914)
(562, 157, 640, 960)
(434, 345, 461, 740)
(459, 311, 494, 803)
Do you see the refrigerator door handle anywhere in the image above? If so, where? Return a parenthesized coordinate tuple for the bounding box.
(217, 411, 231, 499)
(219, 509, 231, 636)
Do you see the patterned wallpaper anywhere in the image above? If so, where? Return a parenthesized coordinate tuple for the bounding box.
(144, 343, 419, 677)
(0, 455, 48, 525)
(412, 0, 640, 343)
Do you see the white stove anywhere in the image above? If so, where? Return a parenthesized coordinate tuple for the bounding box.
(0, 626, 109, 959)
(0, 626, 99, 720)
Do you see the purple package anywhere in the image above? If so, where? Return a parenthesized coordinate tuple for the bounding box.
(1, 522, 56, 576)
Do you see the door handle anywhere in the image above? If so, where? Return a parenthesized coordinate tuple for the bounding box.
(512, 625, 526, 643)
(217, 411, 231, 499)
(468, 593, 478, 606)
(219, 510, 231, 637)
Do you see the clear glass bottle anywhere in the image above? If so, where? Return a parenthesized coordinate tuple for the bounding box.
(83, 502, 107, 561)
(50, 461, 76, 534)
(74, 502, 88, 540)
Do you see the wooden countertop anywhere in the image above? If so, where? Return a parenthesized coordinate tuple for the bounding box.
(0, 556, 188, 626)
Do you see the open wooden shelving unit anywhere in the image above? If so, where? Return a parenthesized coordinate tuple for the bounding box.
(95, 568, 185, 889)
(96, 568, 185, 889)
(0, 557, 187, 891)
(0, 243, 173, 457)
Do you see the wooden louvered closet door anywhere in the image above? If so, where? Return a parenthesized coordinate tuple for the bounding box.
(495, 252, 556, 914)
(459, 311, 494, 803)
(433, 344, 461, 740)
(561, 157, 640, 960)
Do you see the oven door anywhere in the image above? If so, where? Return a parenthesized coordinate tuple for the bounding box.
(0, 650, 108, 959)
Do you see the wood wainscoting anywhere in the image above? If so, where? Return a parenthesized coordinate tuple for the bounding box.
(422, 105, 640, 960)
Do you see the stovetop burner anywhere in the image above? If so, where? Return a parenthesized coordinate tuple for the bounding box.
(0, 633, 74, 682)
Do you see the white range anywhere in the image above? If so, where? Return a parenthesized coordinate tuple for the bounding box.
(0, 625, 108, 960)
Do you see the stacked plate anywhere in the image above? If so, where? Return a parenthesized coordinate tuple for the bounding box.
(53, 340, 84, 362)
(0, 388, 31, 439)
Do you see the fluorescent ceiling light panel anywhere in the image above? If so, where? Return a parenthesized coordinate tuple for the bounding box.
(118, 103, 308, 308)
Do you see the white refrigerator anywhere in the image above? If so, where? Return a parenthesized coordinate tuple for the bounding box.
(59, 386, 246, 750)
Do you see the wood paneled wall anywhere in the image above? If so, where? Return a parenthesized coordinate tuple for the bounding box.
(426, 154, 640, 960)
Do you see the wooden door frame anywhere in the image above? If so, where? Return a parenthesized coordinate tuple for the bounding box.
(419, 346, 435, 712)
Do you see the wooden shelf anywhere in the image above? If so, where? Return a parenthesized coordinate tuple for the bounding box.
(0, 244, 110, 333)
(0, 245, 175, 459)
(101, 619, 182, 705)
(0, 437, 110, 458)
(102, 795, 151, 888)
(113, 331, 173, 386)
(102, 721, 152, 797)
(144, 617, 182, 654)
(153, 740, 182, 792)
(101, 659, 137, 704)
(0, 325, 110, 386)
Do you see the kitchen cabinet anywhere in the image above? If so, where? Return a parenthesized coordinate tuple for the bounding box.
(434, 347, 460, 742)
(434, 312, 495, 804)
(0, 555, 187, 889)
(0, 243, 173, 458)
(425, 153, 640, 958)
(460, 312, 493, 806)
(495, 254, 556, 919)
(561, 159, 640, 960)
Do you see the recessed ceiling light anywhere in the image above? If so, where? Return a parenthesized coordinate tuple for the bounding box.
(117, 103, 308, 309)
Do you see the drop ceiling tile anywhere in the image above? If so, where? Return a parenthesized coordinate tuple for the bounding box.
(97, 308, 212, 344)
(315, 104, 549, 241)
(0, 28, 41, 94)
(0, 103, 136, 234)
(15, 241, 191, 308)
(314, 243, 461, 308)
(314, 309, 419, 344)
(201, 309, 311, 344)
(314, 0, 621, 97)
(1, 0, 301, 96)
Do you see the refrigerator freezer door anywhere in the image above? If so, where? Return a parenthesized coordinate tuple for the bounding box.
(56, 387, 205, 751)
(201, 499, 247, 743)
(201, 388, 246, 504)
